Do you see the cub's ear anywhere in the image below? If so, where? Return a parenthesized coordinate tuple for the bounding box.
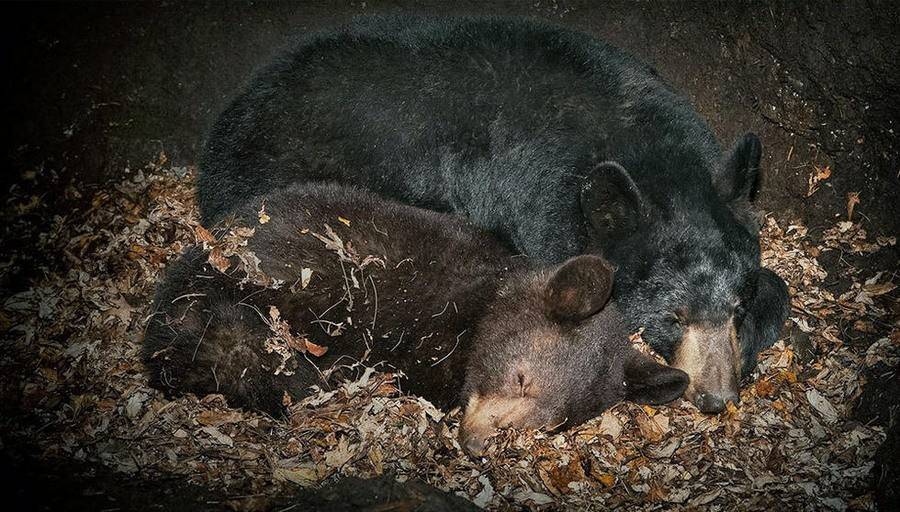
(545, 255, 615, 321)
(715, 133, 762, 203)
(624, 352, 689, 404)
(581, 162, 645, 245)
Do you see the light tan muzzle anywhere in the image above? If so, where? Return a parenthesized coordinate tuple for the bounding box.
(672, 319, 741, 413)
(459, 394, 538, 456)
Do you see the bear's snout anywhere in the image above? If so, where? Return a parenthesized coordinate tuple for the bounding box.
(693, 390, 741, 414)
(672, 319, 742, 414)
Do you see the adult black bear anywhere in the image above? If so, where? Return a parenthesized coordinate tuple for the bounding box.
(197, 15, 788, 413)
(145, 183, 687, 454)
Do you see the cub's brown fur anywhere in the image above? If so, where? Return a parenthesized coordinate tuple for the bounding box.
(144, 183, 687, 452)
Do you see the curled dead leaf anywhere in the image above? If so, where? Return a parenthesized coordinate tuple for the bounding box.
(597, 473, 616, 488)
(196, 409, 243, 427)
(273, 466, 319, 486)
(207, 247, 231, 272)
(194, 225, 216, 244)
(304, 339, 328, 357)
(806, 164, 832, 197)
(806, 388, 838, 423)
(846, 191, 860, 221)
(755, 377, 776, 398)
(636, 411, 669, 442)
(300, 268, 313, 289)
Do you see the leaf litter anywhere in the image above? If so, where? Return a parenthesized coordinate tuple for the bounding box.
(0, 161, 896, 510)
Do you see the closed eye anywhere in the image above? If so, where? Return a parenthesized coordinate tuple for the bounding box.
(668, 312, 682, 326)
(517, 372, 530, 397)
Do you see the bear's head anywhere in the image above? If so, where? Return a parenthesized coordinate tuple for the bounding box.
(580, 133, 789, 414)
(459, 255, 689, 455)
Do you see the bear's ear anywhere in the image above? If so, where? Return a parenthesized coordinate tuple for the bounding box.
(581, 162, 645, 246)
(715, 133, 762, 204)
(544, 255, 615, 322)
(624, 352, 689, 405)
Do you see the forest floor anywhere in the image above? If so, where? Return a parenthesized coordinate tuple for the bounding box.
(1, 1, 897, 510)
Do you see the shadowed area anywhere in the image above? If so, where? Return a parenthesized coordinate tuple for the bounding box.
(1, 1, 897, 510)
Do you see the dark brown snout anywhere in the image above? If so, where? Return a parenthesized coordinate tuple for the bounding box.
(672, 319, 742, 414)
(693, 389, 740, 414)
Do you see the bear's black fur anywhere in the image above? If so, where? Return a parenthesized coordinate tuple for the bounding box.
(145, 183, 687, 452)
(196, 15, 788, 412)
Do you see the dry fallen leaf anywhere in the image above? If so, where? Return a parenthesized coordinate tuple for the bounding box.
(473, 475, 495, 508)
(273, 466, 319, 486)
(846, 191, 860, 221)
(264, 305, 328, 374)
(4, 164, 893, 512)
(636, 410, 670, 442)
(300, 268, 313, 289)
(207, 246, 231, 272)
(806, 389, 838, 423)
(863, 281, 896, 297)
(595, 410, 622, 439)
(194, 225, 216, 244)
(597, 473, 616, 488)
(107, 295, 134, 326)
(324, 435, 355, 468)
(199, 425, 234, 447)
(807, 164, 832, 197)
(755, 377, 776, 398)
(196, 410, 244, 427)
(546, 457, 587, 494)
(304, 339, 329, 357)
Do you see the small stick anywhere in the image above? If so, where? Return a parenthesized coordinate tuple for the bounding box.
(237, 287, 268, 308)
(431, 301, 451, 318)
(309, 319, 344, 329)
(211, 364, 220, 392)
(171, 292, 206, 304)
(339, 258, 354, 311)
(371, 217, 388, 236)
(369, 274, 378, 333)
(191, 314, 214, 362)
(390, 330, 406, 352)
(431, 329, 467, 367)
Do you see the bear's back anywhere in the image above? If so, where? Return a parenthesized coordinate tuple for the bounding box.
(198, 15, 719, 231)
(145, 183, 519, 412)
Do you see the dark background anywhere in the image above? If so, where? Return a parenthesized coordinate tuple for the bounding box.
(3, 1, 898, 241)
(1, 1, 897, 510)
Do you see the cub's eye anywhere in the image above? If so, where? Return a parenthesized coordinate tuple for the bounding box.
(517, 372, 530, 397)
(667, 312, 682, 327)
(734, 303, 747, 320)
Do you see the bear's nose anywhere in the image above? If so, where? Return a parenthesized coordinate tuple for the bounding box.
(695, 393, 724, 413)
(463, 434, 485, 457)
(694, 391, 740, 414)
(694, 393, 725, 414)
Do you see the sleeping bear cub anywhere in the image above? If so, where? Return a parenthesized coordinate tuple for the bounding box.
(144, 183, 687, 454)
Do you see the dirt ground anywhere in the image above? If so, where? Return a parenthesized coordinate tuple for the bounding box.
(1, 1, 898, 510)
